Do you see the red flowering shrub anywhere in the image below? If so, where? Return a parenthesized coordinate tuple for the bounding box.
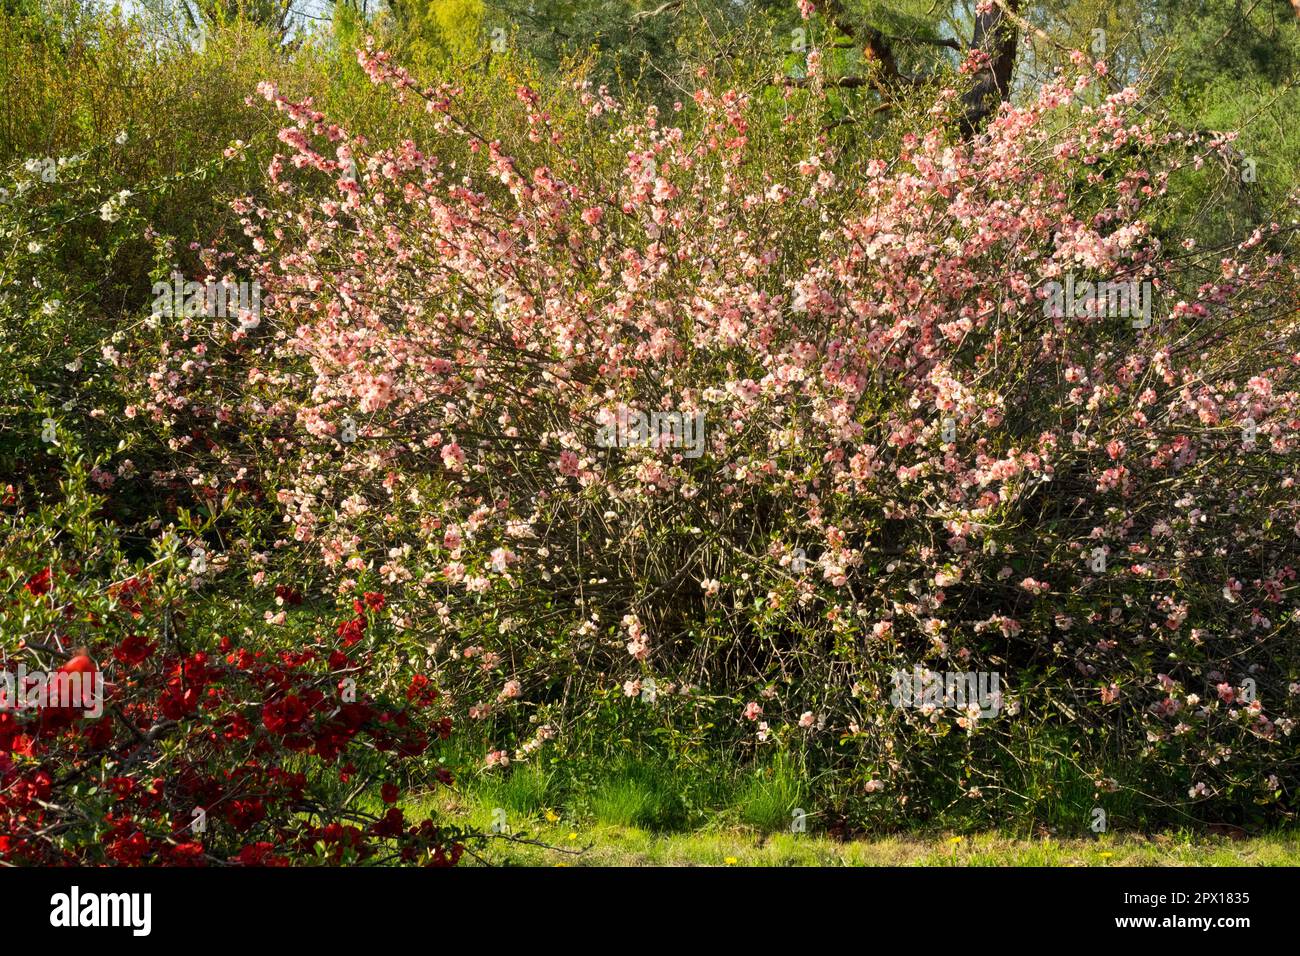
(108, 40, 1300, 828)
(0, 460, 469, 865)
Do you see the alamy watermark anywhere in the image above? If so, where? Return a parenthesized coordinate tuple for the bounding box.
(890, 667, 1002, 718)
(49, 886, 150, 936)
(1044, 274, 1152, 328)
(596, 407, 705, 458)
(0, 665, 104, 718)
(151, 272, 262, 329)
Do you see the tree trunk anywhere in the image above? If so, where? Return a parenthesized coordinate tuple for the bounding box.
(959, 0, 1023, 135)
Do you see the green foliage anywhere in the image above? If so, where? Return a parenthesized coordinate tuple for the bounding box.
(381, 0, 484, 67)
(1158, 0, 1300, 239)
(189, 0, 296, 38)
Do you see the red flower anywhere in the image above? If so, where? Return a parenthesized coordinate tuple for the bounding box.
(108, 575, 152, 616)
(233, 842, 289, 867)
(39, 653, 100, 728)
(81, 717, 113, 749)
(336, 616, 366, 647)
(274, 584, 303, 606)
(103, 820, 152, 866)
(24, 567, 52, 596)
(371, 806, 404, 837)
(113, 634, 156, 666)
(406, 674, 440, 707)
(380, 782, 400, 804)
(161, 842, 207, 866)
(159, 685, 200, 719)
(431, 843, 464, 867)
(222, 712, 253, 741)
(262, 694, 310, 734)
(226, 798, 267, 832)
(15, 769, 53, 803)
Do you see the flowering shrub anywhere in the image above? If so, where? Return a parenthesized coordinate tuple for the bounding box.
(53, 36, 1300, 831)
(0, 449, 469, 865)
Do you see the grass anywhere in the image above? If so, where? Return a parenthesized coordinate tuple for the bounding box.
(471, 824, 1300, 867)
(407, 765, 1300, 866)
(473, 762, 557, 819)
(588, 762, 690, 832)
(735, 754, 807, 832)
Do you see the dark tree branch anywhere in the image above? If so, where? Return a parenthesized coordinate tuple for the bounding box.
(810, 1, 1022, 135)
(784, 75, 880, 89)
(820, 0, 923, 88)
(960, 0, 1023, 135)
(904, 33, 963, 51)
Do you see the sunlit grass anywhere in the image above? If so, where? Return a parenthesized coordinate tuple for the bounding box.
(472, 826, 1300, 867)
(410, 779, 1300, 866)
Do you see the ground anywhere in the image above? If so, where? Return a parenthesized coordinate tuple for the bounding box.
(458, 820, 1300, 867)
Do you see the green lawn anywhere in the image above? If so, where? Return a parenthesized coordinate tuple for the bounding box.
(470, 825, 1299, 866)
(417, 792, 1300, 866)
(404, 770, 1300, 866)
